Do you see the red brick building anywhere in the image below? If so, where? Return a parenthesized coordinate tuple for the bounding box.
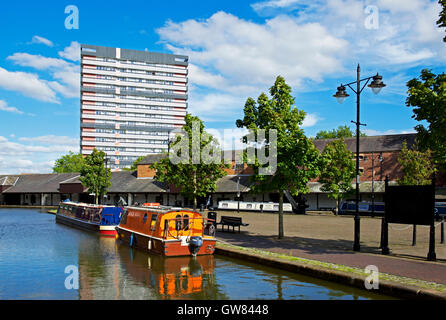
(1, 133, 445, 210)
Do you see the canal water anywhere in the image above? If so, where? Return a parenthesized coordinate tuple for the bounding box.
(0, 209, 393, 300)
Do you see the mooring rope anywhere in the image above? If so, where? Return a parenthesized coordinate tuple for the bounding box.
(389, 222, 443, 231)
(389, 224, 413, 231)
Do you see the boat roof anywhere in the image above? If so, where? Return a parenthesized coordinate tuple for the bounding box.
(126, 205, 200, 215)
(60, 201, 117, 208)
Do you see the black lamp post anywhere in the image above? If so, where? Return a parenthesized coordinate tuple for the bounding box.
(333, 64, 386, 252)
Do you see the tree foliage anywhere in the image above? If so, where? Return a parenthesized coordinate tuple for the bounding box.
(236, 76, 321, 238)
(151, 114, 228, 209)
(315, 125, 366, 139)
(397, 141, 436, 186)
(438, 0, 446, 42)
(318, 138, 356, 212)
(406, 69, 446, 169)
(53, 151, 85, 173)
(79, 148, 111, 204)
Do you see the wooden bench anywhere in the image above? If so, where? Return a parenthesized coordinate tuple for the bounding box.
(217, 216, 249, 233)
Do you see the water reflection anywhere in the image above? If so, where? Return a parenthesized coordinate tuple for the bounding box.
(118, 246, 226, 299)
(0, 209, 392, 300)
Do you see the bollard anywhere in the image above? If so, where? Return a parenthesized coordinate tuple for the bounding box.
(412, 224, 416, 246)
(441, 217, 444, 244)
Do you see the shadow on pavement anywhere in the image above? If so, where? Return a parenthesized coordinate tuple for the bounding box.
(216, 231, 382, 255)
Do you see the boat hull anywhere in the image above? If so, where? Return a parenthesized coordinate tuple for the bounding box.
(56, 214, 118, 236)
(116, 226, 216, 257)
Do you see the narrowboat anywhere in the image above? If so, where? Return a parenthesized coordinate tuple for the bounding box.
(218, 200, 293, 213)
(338, 201, 385, 215)
(116, 205, 216, 256)
(56, 201, 123, 236)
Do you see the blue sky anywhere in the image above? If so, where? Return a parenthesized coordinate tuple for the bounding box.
(0, 0, 445, 173)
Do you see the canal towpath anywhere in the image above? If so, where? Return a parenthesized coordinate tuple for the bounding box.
(211, 210, 446, 287)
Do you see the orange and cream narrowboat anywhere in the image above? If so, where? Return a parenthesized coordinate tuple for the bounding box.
(116, 205, 216, 256)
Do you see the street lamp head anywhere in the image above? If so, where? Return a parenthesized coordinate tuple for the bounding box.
(333, 85, 349, 104)
(368, 73, 386, 95)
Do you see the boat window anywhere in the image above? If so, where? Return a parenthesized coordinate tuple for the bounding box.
(150, 214, 158, 231)
(175, 214, 182, 231)
(247, 204, 252, 209)
(183, 215, 189, 231)
(222, 203, 228, 208)
(143, 213, 148, 224)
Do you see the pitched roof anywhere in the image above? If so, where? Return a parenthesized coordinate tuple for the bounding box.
(2, 173, 79, 193)
(0, 175, 19, 186)
(138, 153, 168, 165)
(312, 133, 417, 153)
(215, 175, 251, 193)
(107, 171, 167, 193)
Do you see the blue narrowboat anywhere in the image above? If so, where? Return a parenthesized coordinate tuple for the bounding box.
(56, 201, 123, 236)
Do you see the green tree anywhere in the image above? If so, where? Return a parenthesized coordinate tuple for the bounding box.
(438, 0, 446, 42)
(236, 76, 321, 239)
(315, 125, 366, 139)
(79, 148, 112, 204)
(397, 141, 437, 185)
(122, 155, 146, 171)
(151, 114, 228, 209)
(53, 151, 85, 173)
(318, 138, 356, 213)
(406, 69, 446, 169)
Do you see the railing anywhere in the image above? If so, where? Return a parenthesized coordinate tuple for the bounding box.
(162, 217, 215, 240)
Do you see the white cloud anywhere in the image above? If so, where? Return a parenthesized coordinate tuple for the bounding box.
(7, 53, 70, 70)
(302, 113, 320, 128)
(0, 100, 24, 115)
(154, 2, 445, 128)
(30, 35, 53, 47)
(157, 12, 347, 89)
(157, 12, 347, 123)
(251, 0, 301, 11)
(188, 90, 245, 122)
(0, 67, 59, 103)
(0, 135, 79, 174)
(58, 41, 81, 62)
(7, 52, 80, 99)
(18, 135, 79, 146)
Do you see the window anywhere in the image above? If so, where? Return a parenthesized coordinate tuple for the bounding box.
(183, 215, 189, 231)
(175, 214, 182, 231)
(143, 213, 148, 224)
(150, 214, 158, 231)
